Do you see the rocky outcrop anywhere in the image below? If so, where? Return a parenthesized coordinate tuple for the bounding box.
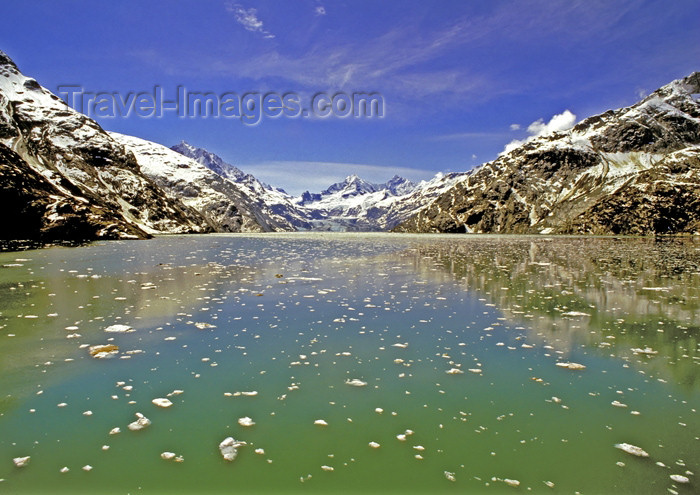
(395, 73, 700, 235)
(0, 142, 146, 241)
(0, 49, 214, 244)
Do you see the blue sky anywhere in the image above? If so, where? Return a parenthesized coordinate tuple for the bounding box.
(3, 0, 699, 195)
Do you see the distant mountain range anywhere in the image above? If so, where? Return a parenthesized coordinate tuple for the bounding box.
(1, 47, 698, 244)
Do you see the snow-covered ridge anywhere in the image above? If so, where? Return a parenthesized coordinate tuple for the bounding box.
(0, 49, 211, 240)
(395, 72, 700, 235)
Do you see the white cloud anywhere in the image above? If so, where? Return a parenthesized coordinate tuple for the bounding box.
(315, 5, 326, 16)
(238, 160, 435, 196)
(501, 109, 577, 155)
(526, 109, 576, 135)
(509, 123, 520, 131)
(226, 2, 275, 39)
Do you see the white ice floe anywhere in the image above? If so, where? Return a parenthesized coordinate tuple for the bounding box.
(13, 456, 30, 468)
(631, 347, 658, 355)
(104, 324, 134, 333)
(152, 398, 173, 408)
(369, 442, 380, 448)
(321, 465, 334, 471)
(555, 362, 586, 370)
(82, 465, 93, 471)
(128, 412, 151, 431)
(109, 427, 121, 435)
(445, 368, 464, 374)
(614, 443, 649, 457)
(345, 378, 367, 387)
(314, 419, 328, 426)
(670, 474, 690, 483)
(219, 437, 246, 461)
(444, 471, 456, 482)
(238, 416, 255, 427)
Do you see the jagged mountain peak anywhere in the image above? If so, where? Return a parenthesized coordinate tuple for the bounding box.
(171, 141, 247, 181)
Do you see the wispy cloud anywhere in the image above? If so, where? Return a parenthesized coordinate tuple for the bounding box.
(225, 2, 275, 39)
(239, 160, 437, 196)
(314, 5, 326, 16)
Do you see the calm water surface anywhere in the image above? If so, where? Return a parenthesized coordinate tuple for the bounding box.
(0, 234, 698, 494)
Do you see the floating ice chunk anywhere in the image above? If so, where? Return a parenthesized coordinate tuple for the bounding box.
(101, 445, 109, 451)
(194, 322, 216, 330)
(314, 419, 328, 426)
(238, 417, 255, 427)
(396, 434, 407, 441)
(60, 467, 69, 473)
(345, 378, 367, 387)
(446, 368, 464, 374)
(321, 465, 334, 471)
(83, 410, 93, 416)
(375, 408, 384, 414)
(104, 324, 134, 333)
(503, 478, 520, 487)
(161, 452, 176, 460)
(82, 465, 93, 471)
(255, 448, 265, 455)
(544, 481, 555, 488)
(167, 389, 184, 396)
(392, 343, 408, 348)
(413, 445, 425, 451)
(152, 398, 173, 408)
(444, 471, 456, 482)
(670, 474, 690, 483)
(369, 442, 380, 448)
(89, 344, 119, 359)
(128, 412, 151, 431)
(555, 362, 586, 370)
(13, 456, 30, 468)
(614, 443, 649, 457)
(468, 368, 483, 374)
(611, 401, 628, 408)
(631, 347, 658, 355)
(219, 437, 246, 461)
(561, 311, 590, 317)
(109, 427, 121, 435)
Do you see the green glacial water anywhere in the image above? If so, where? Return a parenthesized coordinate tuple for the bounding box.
(0, 233, 698, 494)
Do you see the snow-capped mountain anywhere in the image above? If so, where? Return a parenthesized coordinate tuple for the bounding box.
(293, 173, 461, 231)
(166, 142, 312, 231)
(171, 141, 247, 182)
(395, 72, 700, 235)
(0, 50, 212, 241)
(165, 142, 449, 232)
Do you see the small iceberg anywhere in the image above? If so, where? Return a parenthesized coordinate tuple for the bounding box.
(152, 398, 173, 408)
(556, 362, 586, 370)
(345, 378, 367, 387)
(238, 416, 255, 427)
(314, 419, 328, 426)
(631, 347, 658, 356)
(104, 324, 134, 333)
(446, 368, 464, 374)
(614, 442, 649, 457)
(89, 344, 119, 359)
(13, 456, 30, 468)
(670, 474, 690, 484)
(219, 437, 246, 461)
(128, 412, 151, 431)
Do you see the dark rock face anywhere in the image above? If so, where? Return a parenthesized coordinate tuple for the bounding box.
(0, 143, 146, 241)
(395, 72, 700, 235)
(0, 50, 215, 245)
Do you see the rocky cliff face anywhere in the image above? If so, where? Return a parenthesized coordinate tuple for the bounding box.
(167, 141, 312, 231)
(0, 50, 214, 243)
(394, 73, 700, 235)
